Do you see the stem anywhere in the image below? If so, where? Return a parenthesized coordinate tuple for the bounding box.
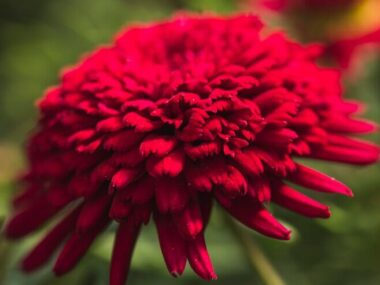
(223, 214, 287, 285)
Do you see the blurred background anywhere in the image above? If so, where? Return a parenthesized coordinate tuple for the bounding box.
(0, 0, 379, 284)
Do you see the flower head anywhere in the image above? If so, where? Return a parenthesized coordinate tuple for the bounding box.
(4, 14, 379, 285)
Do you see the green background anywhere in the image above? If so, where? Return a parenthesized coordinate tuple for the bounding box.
(0, 0, 379, 284)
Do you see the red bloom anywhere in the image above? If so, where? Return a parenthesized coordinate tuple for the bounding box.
(327, 27, 380, 69)
(4, 14, 379, 285)
(260, 0, 359, 11)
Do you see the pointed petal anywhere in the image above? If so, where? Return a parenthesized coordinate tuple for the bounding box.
(187, 234, 217, 280)
(53, 218, 109, 276)
(155, 214, 187, 277)
(216, 193, 291, 240)
(22, 207, 81, 272)
(5, 199, 61, 239)
(288, 164, 353, 196)
(110, 221, 141, 285)
(310, 144, 379, 165)
(272, 183, 331, 218)
(323, 117, 377, 134)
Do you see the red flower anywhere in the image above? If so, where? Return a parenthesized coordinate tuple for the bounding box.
(327, 27, 380, 69)
(260, 0, 359, 11)
(4, 14, 379, 285)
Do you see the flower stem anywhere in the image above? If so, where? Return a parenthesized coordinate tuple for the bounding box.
(223, 214, 287, 285)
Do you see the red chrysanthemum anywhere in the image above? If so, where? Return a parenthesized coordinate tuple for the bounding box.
(4, 14, 379, 285)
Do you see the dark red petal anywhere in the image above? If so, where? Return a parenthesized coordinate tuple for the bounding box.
(22, 207, 81, 272)
(185, 159, 247, 194)
(155, 214, 187, 277)
(146, 149, 185, 177)
(140, 134, 178, 157)
(110, 220, 141, 285)
(174, 200, 203, 239)
(123, 112, 161, 132)
(110, 168, 140, 191)
(187, 234, 217, 280)
(109, 199, 133, 220)
(255, 128, 298, 148)
(272, 183, 331, 218)
(288, 164, 353, 196)
(322, 117, 377, 134)
(155, 176, 189, 213)
(76, 195, 112, 233)
(103, 130, 144, 151)
(5, 199, 62, 239)
(96, 117, 124, 132)
(216, 193, 291, 240)
(184, 141, 222, 160)
(117, 176, 155, 205)
(234, 150, 264, 176)
(53, 218, 109, 276)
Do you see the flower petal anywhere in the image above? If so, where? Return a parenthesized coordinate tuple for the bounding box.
(110, 220, 141, 285)
(155, 214, 187, 277)
(288, 164, 353, 196)
(186, 234, 217, 280)
(272, 183, 331, 218)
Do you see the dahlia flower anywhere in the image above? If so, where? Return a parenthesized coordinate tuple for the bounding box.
(4, 14, 379, 285)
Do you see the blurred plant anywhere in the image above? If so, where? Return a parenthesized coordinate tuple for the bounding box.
(245, 0, 380, 70)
